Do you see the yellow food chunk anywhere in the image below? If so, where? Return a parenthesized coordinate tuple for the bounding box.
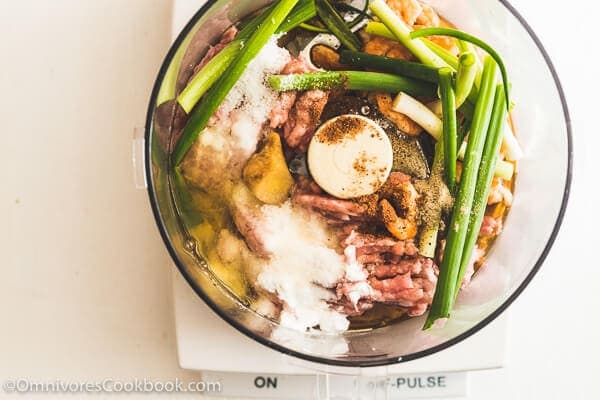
(243, 131, 294, 205)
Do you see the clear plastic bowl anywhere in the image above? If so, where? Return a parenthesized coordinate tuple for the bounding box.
(144, 0, 572, 367)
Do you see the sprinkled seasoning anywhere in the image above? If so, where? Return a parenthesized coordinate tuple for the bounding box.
(317, 115, 366, 145)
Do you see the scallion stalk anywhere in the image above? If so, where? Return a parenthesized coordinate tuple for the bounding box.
(339, 50, 440, 83)
(298, 22, 329, 33)
(316, 0, 362, 51)
(421, 38, 459, 70)
(268, 71, 436, 97)
(392, 92, 442, 140)
(173, 0, 301, 166)
(410, 27, 510, 109)
(424, 56, 498, 330)
(277, 0, 318, 33)
(455, 83, 508, 292)
(455, 52, 477, 108)
(364, 20, 396, 40)
(368, 0, 447, 68)
(439, 67, 457, 193)
(177, 42, 243, 113)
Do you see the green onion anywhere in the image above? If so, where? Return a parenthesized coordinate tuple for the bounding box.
(368, 0, 447, 68)
(410, 27, 510, 109)
(455, 52, 477, 108)
(364, 20, 396, 40)
(298, 22, 329, 33)
(315, 0, 362, 51)
(458, 117, 471, 144)
(439, 67, 457, 193)
(339, 50, 440, 83)
(424, 56, 497, 330)
(458, 40, 483, 89)
(456, 84, 508, 293)
(173, 0, 301, 166)
(277, 0, 318, 33)
(392, 92, 442, 140)
(421, 39, 459, 70)
(268, 71, 436, 97)
(177, 42, 242, 113)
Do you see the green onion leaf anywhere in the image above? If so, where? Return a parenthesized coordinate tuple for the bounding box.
(298, 22, 329, 33)
(339, 50, 440, 83)
(455, 52, 477, 108)
(439, 67, 457, 193)
(315, 0, 362, 51)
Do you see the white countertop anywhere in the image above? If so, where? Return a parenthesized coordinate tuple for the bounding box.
(1, 1, 597, 399)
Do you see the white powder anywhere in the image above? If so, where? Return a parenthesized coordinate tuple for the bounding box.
(219, 36, 292, 126)
(255, 202, 351, 333)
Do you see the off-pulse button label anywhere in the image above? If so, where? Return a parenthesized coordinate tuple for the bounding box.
(361, 372, 467, 399)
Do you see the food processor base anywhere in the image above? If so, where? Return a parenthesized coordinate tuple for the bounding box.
(172, 267, 508, 399)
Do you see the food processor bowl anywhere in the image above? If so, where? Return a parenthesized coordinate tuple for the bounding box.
(145, 0, 571, 367)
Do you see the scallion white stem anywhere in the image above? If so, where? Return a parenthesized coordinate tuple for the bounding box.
(392, 92, 442, 140)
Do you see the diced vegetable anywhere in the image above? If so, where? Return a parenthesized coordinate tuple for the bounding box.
(392, 92, 442, 140)
(315, 0, 362, 51)
(368, 0, 447, 68)
(410, 27, 510, 109)
(339, 50, 440, 83)
(455, 52, 477, 108)
(424, 56, 498, 330)
(173, 0, 301, 166)
(268, 71, 436, 97)
(439, 67, 457, 193)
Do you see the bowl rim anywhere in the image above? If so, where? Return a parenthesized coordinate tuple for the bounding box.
(144, 0, 573, 367)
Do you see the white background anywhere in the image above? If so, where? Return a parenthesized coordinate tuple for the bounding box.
(0, 0, 597, 399)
